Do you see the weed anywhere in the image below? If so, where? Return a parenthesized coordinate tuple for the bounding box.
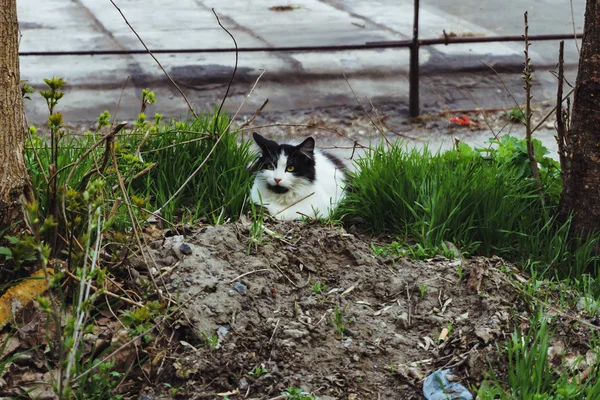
(419, 283, 427, 298)
(331, 305, 347, 339)
(506, 106, 526, 124)
(200, 331, 219, 350)
(456, 264, 464, 280)
(478, 309, 600, 399)
(311, 280, 329, 294)
(248, 200, 265, 253)
(248, 364, 268, 377)
(120, 301, 163, 343)
(281, 387, 318, 400)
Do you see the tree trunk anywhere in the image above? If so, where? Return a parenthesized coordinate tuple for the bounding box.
(0, 0, 33, 232)
(560, 0, 600, 233)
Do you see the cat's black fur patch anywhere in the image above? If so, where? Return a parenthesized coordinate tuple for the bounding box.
(252, 133, 316, 188)
(268, 184, 290, 193)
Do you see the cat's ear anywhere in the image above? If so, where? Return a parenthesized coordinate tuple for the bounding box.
(253, 132, 278, 153)
(297, 137, 315, 157)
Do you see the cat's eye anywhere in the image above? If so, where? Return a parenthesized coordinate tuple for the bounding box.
(266, 164, 274, 170)
(286, 166, 295, 172)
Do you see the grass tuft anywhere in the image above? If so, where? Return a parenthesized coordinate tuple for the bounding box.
(339, 139, 599, 281)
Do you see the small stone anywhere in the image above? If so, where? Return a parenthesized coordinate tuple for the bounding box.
(217, 326, 229, 337)
(343, 337, 353, 347)
(396, 312, 410, 330)
(232, 282, 248, 295)
(475, 328, 493, 344)
(159, 256, 175, 266)
(343, 328, 356, 337)
(238, 377, 249, 390)
(138, 395, 155, 400)
(180, 243, 193, 255)
(283, 329, 308, 339)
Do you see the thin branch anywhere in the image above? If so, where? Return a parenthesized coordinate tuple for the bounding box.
(109, 0, 197, 119)
(556, 41, 567, 168)
(212, 9, 238, 137)
(342, 73, 391, 146)
(158, 70, 267, 212)
(111, 76, 129, 129)
(481, 61, 522, 112)
(523, 12, 544, 199)
(238, 99, 269, 131)
(570, 0, 581, 54)
(530, 86, 575, 134)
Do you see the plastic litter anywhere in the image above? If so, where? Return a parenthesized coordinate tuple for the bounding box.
(423, 369, 473, 400)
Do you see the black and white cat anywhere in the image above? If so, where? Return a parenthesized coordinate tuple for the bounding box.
(250, 132, 346, 220)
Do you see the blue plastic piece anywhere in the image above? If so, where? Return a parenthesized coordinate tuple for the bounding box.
(423, 369, 473, 400)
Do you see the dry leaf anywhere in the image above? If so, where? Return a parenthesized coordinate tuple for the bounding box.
(0, 269, 54, 327)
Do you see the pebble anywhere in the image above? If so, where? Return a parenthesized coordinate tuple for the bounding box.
(180, 243, 193, 255)
(159, 255, 176, 266)
(396, 312, 410, 330)
(238, 377, 249, 390)
(232, 282, 248, 295)
(138, 395, 155, 400)
(283, 329, 309, 339)
(217, 326, 229, 337)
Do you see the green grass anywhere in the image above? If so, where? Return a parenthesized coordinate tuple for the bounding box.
(25, 112, 256, 229)
(339, 139, 599, 281)
(478, 310, 600, 399)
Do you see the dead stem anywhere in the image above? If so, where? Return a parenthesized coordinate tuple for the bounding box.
(212, 9, 238, 137)
(109, 0, 198, 119)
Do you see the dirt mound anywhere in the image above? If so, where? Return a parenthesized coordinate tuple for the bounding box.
(141, 220, 527, 399)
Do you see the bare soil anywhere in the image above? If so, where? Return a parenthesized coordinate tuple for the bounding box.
(2, 220, 596, 400)
(134, 220, 537, 399)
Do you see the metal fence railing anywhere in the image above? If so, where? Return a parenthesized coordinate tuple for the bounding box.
(20, 0, 583, 117)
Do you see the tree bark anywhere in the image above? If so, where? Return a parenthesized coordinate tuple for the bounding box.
(560, 0, 600, 233)
(0, 0, 33, 232)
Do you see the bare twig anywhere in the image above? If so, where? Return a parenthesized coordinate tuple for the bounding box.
(79, 123, 127, 191)
(530, 86, 575, 135)
(158, 70, 267, 212)
(481, 61, 523, 112)
(109, 0, 197, 119)
(523, 12, 543, 197)
(238, 99, 269, 131)
(556, 41, 567, 168)
(229, 269, 270, 283)
(342, 73, 391, 146)
(463, 90, 500, 141)
(111, 76, 130, 129)
(570, 0, 581, 54)
(212, 9, 238, 137)
(111, 146, 164, 298)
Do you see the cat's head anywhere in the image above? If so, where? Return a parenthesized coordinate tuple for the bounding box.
(252, 132, 315, 194)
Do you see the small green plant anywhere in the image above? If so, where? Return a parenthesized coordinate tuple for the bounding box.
(419, 283, 427, 298)
(281, 387, 318, 400)
(478, 309, 600, 399)
(248, 201, 265, 253)
(330, 305, 347, 339)
(456, 264, 464, 280)
(248, 364, 268, 377)
(506, 106, 526, 124)
(120, 301, 164, 343)
(200, 331, 219, 350)
(311, 280, 329, 294)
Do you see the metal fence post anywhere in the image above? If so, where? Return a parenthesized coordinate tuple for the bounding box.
(409, 0, 420, 118)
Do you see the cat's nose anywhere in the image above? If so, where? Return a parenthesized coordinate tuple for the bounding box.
(274, 178, 282, 184)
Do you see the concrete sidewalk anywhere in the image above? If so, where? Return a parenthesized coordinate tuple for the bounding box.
(18, 0, 584, 124)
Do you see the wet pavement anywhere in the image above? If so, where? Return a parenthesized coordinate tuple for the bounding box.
(18, 0, 584, 158)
